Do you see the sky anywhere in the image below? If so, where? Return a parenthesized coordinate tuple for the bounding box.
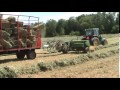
(0, 12, 97, 23)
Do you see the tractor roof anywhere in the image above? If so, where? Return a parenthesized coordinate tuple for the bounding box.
(85, 28, 99, 31)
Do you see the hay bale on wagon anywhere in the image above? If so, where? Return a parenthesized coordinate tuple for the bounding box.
(3, 28, 12, 35)
(15, 21, 23, 27)
(28, 35, 36, 41)
(20, 29, 30, 38)
(13, 39, 26, 48)
(7, 16, 16, 23)
(31, 30, 37, 36)
(20, 39, 28, 48)
(2, 20, 10, 29)
(1, 30, 10, 40)
(26, 39, 34, 47)
(2, 39, 13, 49)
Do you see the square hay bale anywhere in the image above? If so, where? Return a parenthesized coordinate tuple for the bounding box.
(13, 40, 18, 48)
(15, 21, 23, 27)
(1, 30, 10, 40)
(26, 39, 34, 47)
(3, 28, 12, 35)
(31, 30, 37, 36)
(20, 29, 29, 38)
(2, 39, 13, 49)
(28, 35, 36, 41)
(7, 16, 16, 23)
(2, 22, 10, 29)
(19, 39, 27, 48)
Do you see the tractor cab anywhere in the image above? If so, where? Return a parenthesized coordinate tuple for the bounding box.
(85, 28, 99, 36)
(82, 28, 107, 46)
(82, 28, 101, 40)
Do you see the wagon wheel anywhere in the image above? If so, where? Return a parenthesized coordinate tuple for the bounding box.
(26, 50, 36, 59)
(16, 51, 26, 60)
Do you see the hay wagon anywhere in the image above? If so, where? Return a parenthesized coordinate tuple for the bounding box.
(0, 14, 41, 59)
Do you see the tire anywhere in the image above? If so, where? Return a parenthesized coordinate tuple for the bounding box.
(26, 50, 36, 59)
(62, 44, 68, 54)
(16, 51, 25, 60)
(102, 39, 108, 46)
(83, 47, 89, 53)
(92, 37, 100, 46)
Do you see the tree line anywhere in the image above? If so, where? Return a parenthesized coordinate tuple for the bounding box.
(35, 12, 119, 37)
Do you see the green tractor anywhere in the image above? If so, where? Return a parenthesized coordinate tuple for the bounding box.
(59, 36, 91, 53)
(60, 28, 108, 54)
(82, 28, 108, 46)
(60, 40, 90, 54)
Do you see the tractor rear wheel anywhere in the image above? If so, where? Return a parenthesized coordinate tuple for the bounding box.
(93, 38, 100, 46)
(26, 50, 36, 59)
(16, 51, 26, 60)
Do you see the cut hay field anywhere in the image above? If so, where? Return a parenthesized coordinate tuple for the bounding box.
(0, 34, 119, 78)
(19, 54, 119, 78)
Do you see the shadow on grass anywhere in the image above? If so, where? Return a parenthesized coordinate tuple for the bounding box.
(0, 58, 28, 64)
(0, 51, 86, 64)
(0, 54, 28, 64)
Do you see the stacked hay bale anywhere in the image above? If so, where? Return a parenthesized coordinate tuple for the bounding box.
(0, 16, 37, 50)
(2, 19, 10, 29)
(1, 30, 13, 49)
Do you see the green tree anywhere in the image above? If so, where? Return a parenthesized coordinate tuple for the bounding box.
(46, 19, 57, 37)
(56, 19, 66, 35)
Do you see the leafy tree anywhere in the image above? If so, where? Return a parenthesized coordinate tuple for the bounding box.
(45, 19, 57, 37)
(56, 19, 66, 35)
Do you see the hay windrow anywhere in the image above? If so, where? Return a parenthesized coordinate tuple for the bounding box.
(0, 66, 17, 78)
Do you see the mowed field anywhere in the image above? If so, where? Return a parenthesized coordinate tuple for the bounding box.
(0, 34, 119, 78)
(19, 54, 119, 78)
